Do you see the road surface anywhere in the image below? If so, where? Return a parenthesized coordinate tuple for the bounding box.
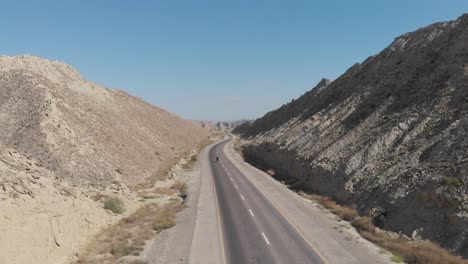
(209, 139, 328, 264)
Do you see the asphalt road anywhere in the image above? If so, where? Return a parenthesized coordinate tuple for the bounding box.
(209, 139, 328, 264)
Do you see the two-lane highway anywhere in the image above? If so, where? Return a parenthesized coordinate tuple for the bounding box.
(209, 139, 328, 264)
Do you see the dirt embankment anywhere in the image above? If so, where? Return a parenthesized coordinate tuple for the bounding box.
(0, 55, 214, 264)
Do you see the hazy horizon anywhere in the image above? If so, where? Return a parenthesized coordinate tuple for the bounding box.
(2, 1, 467, 121)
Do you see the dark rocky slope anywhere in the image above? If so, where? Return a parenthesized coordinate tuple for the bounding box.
(235, 14, 468, 257)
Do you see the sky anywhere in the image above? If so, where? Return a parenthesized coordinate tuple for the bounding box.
(1, 1, 467, 121)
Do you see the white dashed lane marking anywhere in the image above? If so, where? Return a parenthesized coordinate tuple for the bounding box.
(262, 232, 271, 245)
(249, 209, 254, 217)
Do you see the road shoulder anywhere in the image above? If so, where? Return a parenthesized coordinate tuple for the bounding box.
(188, 141, 225, 264)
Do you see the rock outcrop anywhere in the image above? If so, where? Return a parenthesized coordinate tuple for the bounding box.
(235, 14, 468, 257)
(0, 55, 212, 264)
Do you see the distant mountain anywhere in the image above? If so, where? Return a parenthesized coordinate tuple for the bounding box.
(235, 14, 468, 256)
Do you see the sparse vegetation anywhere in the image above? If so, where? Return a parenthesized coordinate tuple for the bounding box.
(441, 176, 463, 188)
(298, 191, 466, 264)
(391, 255, 404, 263)
(300, 193, 358, 221)
(78, 201, 183, 264)
(103, 197, 125, 214)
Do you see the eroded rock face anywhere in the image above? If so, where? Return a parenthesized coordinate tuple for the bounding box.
(236, 14, 468, 256)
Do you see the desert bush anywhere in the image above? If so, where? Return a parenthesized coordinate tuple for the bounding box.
(190, 154, 198, 161)
(103, 197, 125, 214)
(172, 181, 188, 200)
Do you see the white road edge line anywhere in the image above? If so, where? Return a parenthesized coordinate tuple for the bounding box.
(262, 232, 271, 245)
(240, 194, 245, 200)
(249, 209, 254, 217)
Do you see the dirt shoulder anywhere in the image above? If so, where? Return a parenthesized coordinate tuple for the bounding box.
(143, 152, 203, 264)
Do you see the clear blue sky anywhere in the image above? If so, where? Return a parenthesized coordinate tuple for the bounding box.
(1, 1, 467, 121)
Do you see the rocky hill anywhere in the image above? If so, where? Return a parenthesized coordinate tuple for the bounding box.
(235, 14, 468, 257)
(0, 55, 212, 264)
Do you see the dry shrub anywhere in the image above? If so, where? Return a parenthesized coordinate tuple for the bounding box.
(152, 202, 182, 232)
(171, 181, 188, 200)
(103, 197, 125, 214)
(319, 196, 358, 221)
(109, 242, 133, 258)
(351, 216, 375, 233)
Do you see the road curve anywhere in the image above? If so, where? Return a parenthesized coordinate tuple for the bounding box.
(209, 138, 327, 264)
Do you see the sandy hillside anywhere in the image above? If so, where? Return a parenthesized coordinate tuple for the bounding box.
(0, 55, 212, 264)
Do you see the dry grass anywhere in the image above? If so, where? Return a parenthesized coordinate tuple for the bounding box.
(299, 192, 358, 221)
(77, 201, 183, 264)
(153, 187, 176, 196)
(351, 216, 375, 232)
(298, 191, 467, 264)
(152, 202, 183, 232)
